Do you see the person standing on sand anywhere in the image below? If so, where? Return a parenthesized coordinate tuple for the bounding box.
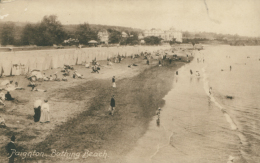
(40, 100, 50, 123)
(159, 60, 162, 66)
(176, 71, 178, 75)
(230, 65, 232, 71)
(227, 156, 235, 163)
(112, 76, 116, 88)
(0, 116, 6, 127)
(209, 87, 212, 95)
(110, 95, 115, 115)
(156, 108, 161, 119)
(190, 69, 193, 75)
(33, 99, 42, 122)
(6, 135, 17, 163)
(0, 90, 5, 106)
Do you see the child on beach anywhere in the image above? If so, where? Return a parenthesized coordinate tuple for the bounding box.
(54, 73, 60, 81)
(49, 75, 53, 81)
(62, 76, 68, 81)
(43, 73, 49, 81)
(112, 76, 116, 88)
(0, 116, 6, 127)
(31, 85, 47, 92)
(14, 82, 24, 90)
(73, 71, 84, 79)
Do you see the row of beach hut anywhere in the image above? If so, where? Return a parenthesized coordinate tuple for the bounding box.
(0, 46, 170, 76)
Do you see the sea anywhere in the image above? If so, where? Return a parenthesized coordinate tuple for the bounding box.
(125, 45, 260, 163)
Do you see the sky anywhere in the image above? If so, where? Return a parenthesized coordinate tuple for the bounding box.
(0, 0, 259, 37)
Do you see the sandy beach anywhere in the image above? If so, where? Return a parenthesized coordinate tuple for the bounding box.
(0, 47, 192, 163)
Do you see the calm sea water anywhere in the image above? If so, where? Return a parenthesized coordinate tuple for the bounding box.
(125, 45, 260, 163)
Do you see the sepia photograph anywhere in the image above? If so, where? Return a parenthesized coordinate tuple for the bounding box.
(0, 0, 260, 162)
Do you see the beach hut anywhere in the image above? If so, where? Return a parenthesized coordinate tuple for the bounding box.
(58, 54, 65, 68)
(73, 50, 78, 65)
(77, 52, 82, 65)
(88, 40, 98, 46)
(2, 59, 12, 76)
(49, 57, 54, 69)
(0, 62, 3, 77)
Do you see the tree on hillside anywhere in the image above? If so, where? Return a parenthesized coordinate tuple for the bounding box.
(120, 31, 139, 45)
(1, 23, 15, 45)
(127, 31, 139, 45)
(169, 38, 177, 45)
(34, 15, 67, 46)
(192, 41, 196, 47)
(75, 23, 98, 45)
(20, 23, 37, 45)
(144, 36, 162, 45)
(108, 29, 121, 44)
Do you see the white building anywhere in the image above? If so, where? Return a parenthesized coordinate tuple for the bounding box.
(144, 28, 182, 42)
(98, 30, 109, 44)
(122, 32, 128, 38)
(138, 34, 144, 40)
(144, 28, 164, 37)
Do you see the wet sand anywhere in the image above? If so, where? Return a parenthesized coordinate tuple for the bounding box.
(0, 50, 192, 163)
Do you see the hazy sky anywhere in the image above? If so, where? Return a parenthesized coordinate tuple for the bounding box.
(0, 0, 259, 37)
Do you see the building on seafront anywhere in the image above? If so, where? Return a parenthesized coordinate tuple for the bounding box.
(121, 32, 128, 38)
(138, 34, 144, 40)
(144, 28, 182, 42)
(98, 30, 109, 44)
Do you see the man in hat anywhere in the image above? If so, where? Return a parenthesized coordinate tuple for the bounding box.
(6, 135, 17, 163)
(110, 95, 115, 115)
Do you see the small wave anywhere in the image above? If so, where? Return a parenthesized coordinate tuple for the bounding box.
(202, 67, 237, 131)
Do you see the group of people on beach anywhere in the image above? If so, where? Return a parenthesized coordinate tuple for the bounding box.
(0, 80, 24, 91)
(175, 69, 200, 77)
(33, 99, 50, 123)
(109, 76, 116, 115)
(2, 50, 175, 162)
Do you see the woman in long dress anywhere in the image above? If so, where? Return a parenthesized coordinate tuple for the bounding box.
(33, 99, 42, 122)
(112, 76, 116, 88)
(40, 100, 50, 123)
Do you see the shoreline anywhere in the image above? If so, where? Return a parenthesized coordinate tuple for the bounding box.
(0, 49, 193, 163)
(35, 57, 191, 163)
